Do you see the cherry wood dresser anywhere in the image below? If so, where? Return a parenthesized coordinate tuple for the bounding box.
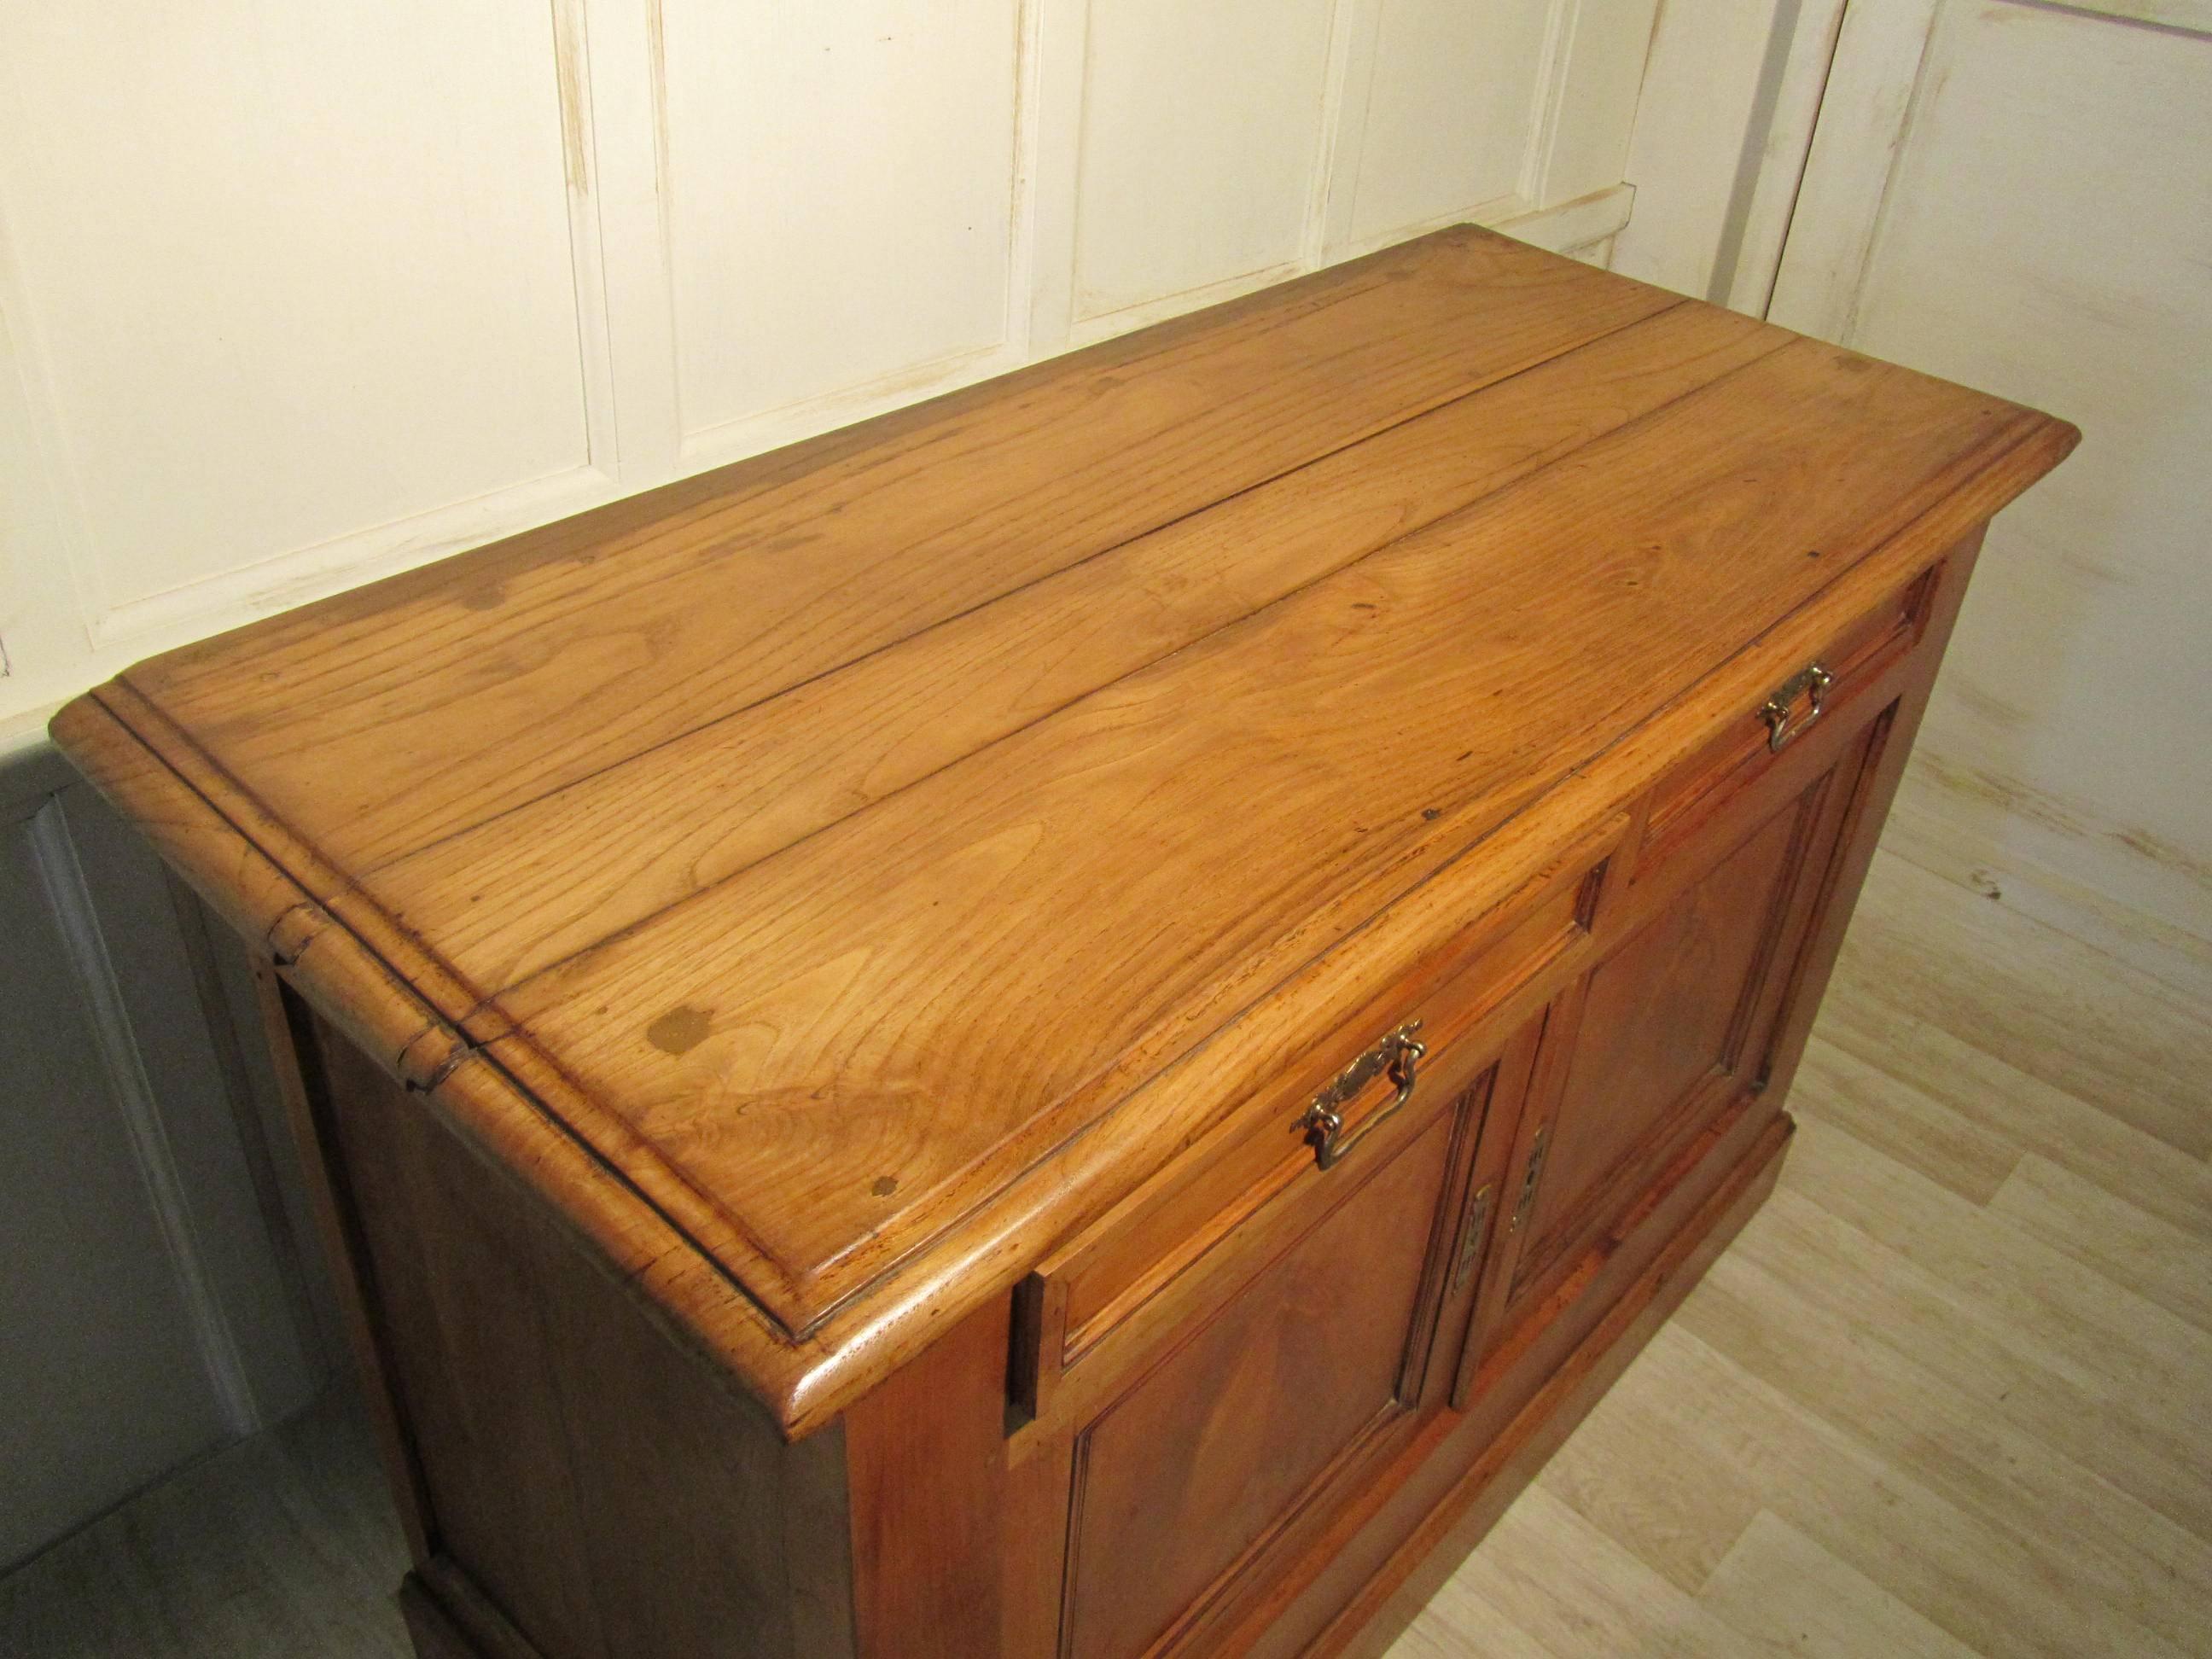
(51, 228, 2075, 1659)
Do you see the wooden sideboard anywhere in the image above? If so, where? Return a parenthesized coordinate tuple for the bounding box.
(50, 228, 2075, 1659)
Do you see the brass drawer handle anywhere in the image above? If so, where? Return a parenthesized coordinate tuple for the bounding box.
(1301, 1020, 1425, 1171)
(1760, 661, 1835, 753)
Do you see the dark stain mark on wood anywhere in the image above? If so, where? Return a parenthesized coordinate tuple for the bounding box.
(647, 1004, 710, 1055)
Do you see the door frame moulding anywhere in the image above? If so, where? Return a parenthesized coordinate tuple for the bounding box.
(1764, 0, 1945, 338)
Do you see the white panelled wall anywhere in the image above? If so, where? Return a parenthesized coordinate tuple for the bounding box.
(0, 0, 1662, 737)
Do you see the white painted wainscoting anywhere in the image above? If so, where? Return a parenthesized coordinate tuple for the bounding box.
(0, 0, 1668, 1569)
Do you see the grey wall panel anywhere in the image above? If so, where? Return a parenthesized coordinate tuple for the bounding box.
(0, 744, 323, 1571)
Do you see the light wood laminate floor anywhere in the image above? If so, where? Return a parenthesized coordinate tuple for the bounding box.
(5, 847, 2209, 1657)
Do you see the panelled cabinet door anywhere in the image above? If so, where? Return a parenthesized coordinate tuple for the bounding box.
(1466, 707, 1889, 1374)
(1055, 1073, 1483, 1659)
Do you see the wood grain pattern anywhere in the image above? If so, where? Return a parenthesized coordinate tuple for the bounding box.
(47, 229, 2079, 1435)
(366, 300, 1783, 994)
(842, 1298, 1008, 1659)
(484, 335, 2048, 1331)
(125, 230, 1669, 876)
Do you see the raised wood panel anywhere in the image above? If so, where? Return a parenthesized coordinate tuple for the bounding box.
(660, 0, 1022, 448)
(1458, 704, 1894, 1420)
(1062, 1102, 1460, 1659)
(0, 0, 597, 635)
(1070, 0, 1340, 320)
(1515, 797, 1804, 1280)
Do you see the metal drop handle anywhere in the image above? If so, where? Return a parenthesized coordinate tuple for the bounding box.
(1760, 661, 1835, 753)
(1301, 1020, 1425, 1170)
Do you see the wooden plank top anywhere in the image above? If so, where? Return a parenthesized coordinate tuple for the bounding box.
(51, 229, 2076, 1433)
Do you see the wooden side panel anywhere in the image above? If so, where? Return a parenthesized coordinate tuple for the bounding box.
(1754, 535, 1986, 1115)
(294, 1003, 847, 1659)
(841, 1298, 1011, 1659)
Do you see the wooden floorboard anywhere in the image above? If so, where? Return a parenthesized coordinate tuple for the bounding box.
(2, 846, 2206, 1656)
(0, 1387, 411, 1658)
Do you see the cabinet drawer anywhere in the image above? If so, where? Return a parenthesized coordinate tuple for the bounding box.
(1027, 838, 1611, 1388)
(1638, 568, 1935, 873)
